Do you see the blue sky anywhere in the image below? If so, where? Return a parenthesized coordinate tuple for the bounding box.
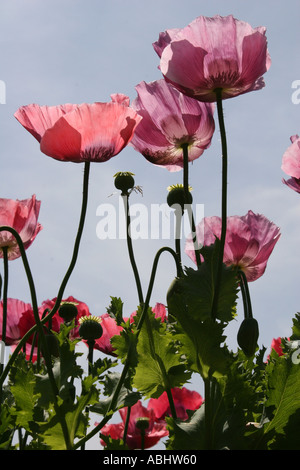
(0, 0, 300, 449)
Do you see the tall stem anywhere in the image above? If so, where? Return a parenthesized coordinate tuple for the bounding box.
(211, 88, 228, 320)
(73, 246, 181, 449)
(182, 143, 201, 268)
(122, 194, 144, 305)
(1, 247, 8, 346)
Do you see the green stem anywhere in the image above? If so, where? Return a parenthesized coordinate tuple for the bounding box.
(74, 246, 181, 449)
(0, 161, 91, 387)
(122, 194, 144, 305)
(182, 143, 201, 269)
(123, 406, 131, 444)
(1, 247, 8, 346)
(211, 88, 228, 321)
(238, 270, 253, 319)
(0, 227, 72, 449)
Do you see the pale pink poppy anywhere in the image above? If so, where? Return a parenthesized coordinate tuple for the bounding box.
(14, 96, 142, 163)
(93, 313, 124, 356)
(281, 135, 300, 193)
(0, 195, 42, 260)
(130, 79, 215, 170)
(155, 15, 271, 102)
(185, 211, 280, 282)
(148, 387, 203, 422)
(0, 298, 32, 345)
(100, 401, 168, 449)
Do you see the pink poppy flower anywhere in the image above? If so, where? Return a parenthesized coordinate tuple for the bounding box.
(154, 15, 271, 102)
(94, 303, 167, 356)
(0, 298, 32, 345)
(148, 387, 203, 421)
(185, 210, 280, 282)
(93, 313, 124, 356)
(14, 96, 142, 163)
(281, 135, 300, 193)
(100, 401, 168, 449)
(130, 79, 215, 171)
(18, 295, 90, 343)
(0, 195, 42, 260)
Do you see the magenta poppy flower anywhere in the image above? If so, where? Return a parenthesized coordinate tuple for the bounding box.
(93, 313, 124, 356)
(0, 195, 42, 260)
(148, 387, 203, 421)
(154, 15, 271, 102)
(185, 210, 280, 282)
(18, 295, 90, 343)
(100, 401, 168, 449)
(130, 79, 215, 170)
(281, 135, 300, 193)
(14, 96, 142, 163)
(0, 298, 32, 345)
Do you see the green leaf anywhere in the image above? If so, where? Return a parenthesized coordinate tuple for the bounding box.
(91, 371, 140, 415)
(179, 241, 239, 323)
(106, 296, 124, 325)
(262, 352, 300, 449)
(9, 354, 41, 430)
(132, 309, 190, 398)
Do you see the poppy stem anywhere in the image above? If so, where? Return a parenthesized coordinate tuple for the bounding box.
(122, 193, 144, 305)
(73, 246, 182, 450)
(238, 270, 253, 319)
(182, 143, 201, 268)
(0, 247, 8, 406)
(211, 88, 228, 320)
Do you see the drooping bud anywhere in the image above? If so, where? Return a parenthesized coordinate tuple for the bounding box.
(114, 171, 135, 195)
(78, 315, 103, 341)
(237, 317, 259, 357)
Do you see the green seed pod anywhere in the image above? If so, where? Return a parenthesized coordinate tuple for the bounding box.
(135, 417, 150, 431)
(58, 302, 78, 323)
(114, 171, 135, 194)
(167, 184, 193, 211)
(78, 315, 103, 341)
(237, 317, 259, 357)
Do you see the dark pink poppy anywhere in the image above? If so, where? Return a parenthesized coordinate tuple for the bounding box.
(14, 96, 142, 163)
(18, 295, 90, 343)
(0, 298, 32, 345)
(130, 79, 215, 170)
(0, 195, 42, 260)
(100, 401, 168, 449)
(154, 15, 271, 102)
(148, 387, 203, 421)
(281, 135, 300, 193)
(185, 210, 280, 282)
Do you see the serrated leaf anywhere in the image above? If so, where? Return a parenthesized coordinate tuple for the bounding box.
(262, 353, 300, 448)
(106, 296, 124, 325)
(9, 354, 41, 429)
(132, 310, 190, 398)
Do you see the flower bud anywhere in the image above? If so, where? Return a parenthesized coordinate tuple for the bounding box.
(78, 315, 103, 341)
(114, 171, 135, 194)
(58, 302, 78, 323)
(135, 417, 150, 432)
(167, 184, 193, 210)
(237, 317, 259, 357)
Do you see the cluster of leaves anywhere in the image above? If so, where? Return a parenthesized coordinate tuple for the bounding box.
(2, 240, 300, 450)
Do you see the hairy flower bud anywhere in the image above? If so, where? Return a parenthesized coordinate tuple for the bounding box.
(58, 302, 78, 322)
(78, 315, 103, 341)
(114, 171, 135, 194)
(167, 184, 193, 210)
